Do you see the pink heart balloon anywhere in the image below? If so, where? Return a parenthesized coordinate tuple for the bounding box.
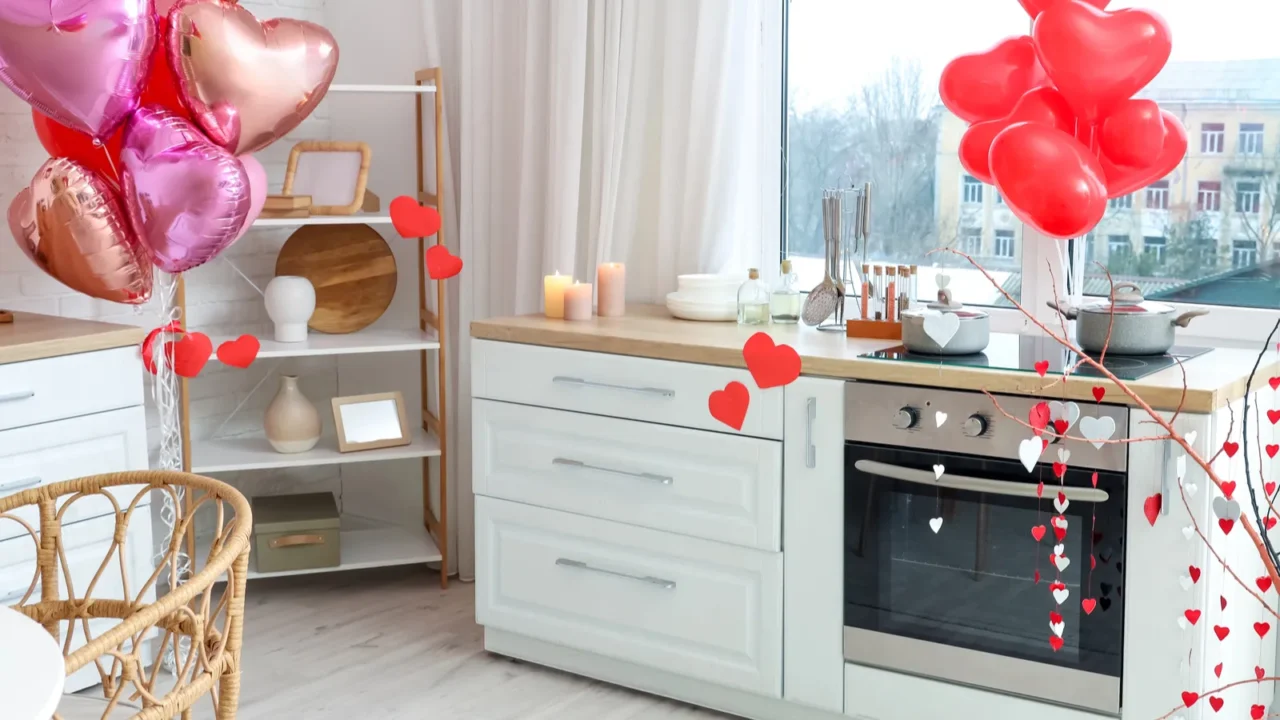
(0, 0, 155, 138)
(235, 155, 269, 242)
(9, 158, 153, 304)
(167, 0, 339, 155)
(121, 107, 252, 274)
(1099, 99, 1166, 168)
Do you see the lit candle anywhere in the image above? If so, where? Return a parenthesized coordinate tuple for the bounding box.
(563, 282, 594, 321)
(596, 262, 626, 317)
(544, 271, 573, 318)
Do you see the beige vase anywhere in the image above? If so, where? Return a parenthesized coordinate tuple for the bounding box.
(264, 375, 321, 453)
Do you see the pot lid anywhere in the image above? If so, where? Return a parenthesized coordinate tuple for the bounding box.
(1080, 282, 1174, 315)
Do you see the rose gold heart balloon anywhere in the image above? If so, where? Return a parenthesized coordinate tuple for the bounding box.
(9, 159, 153, 305)
(167, 0, 339, 155)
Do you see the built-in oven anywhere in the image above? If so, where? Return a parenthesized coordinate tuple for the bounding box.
(843, 381, 1130, 716)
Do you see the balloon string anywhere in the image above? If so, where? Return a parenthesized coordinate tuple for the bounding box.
(101, 143, 121, 183)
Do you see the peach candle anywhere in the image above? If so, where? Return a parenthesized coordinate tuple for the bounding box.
(543, 271, 573, 318)
(563, 282, 593, 321)
(596, 262, 626, 317)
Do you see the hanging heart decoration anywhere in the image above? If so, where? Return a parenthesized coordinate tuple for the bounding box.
(1019, 437, 1044, 473)
(1179, 575, 1193, 591)
(1258, 666, 1267, 681)
(933, 464, 945, 480)
(1268, 409, 1280, 425)
(1181, 691, 1198, 708)
(1057, 448, 1071, 464)
(1186, 430, 1198, 446)
(1222, 596, 1229, 611)
(935, 411, 948, 428)
(708, 381, 750, 431)
(1051, 582, 1070, 605)
(1218, 518, 1236, 535)
(1054, 492, 1070, 514)
(1143, 494, 1162, 526)
(1252, 704, 1266, 720)
(1260, 623, 1275, 640)
(1188, 565, 1201, 584)
(1214, 662, 1223, 678)
(1080, 415, 1116, 449)
(1184, 481, 1198, 498)
(929, 517, 944, 534)
(1053, 553, 1071, 572)
(1176, 455, 1187, 481)
(1212, 496, 1241, 521)
(1035, 359, 1051, 377)
(1031, 525, 1047, 542)
(1082, 598, 1096, 615)
(426, 245, 464, 280)
(1049, 635, 1064, 652)
(1182, 525, 1195, 540)
(1270, 376, 1280, 390)
(1050, 618, 1065, 637)
(1091, 386, 1106, 402)
(922, 311, 961, 349)
(1267, 446, 1279, 460)
(1208, 696, 1224, 713)
(1220, 481, 1237, 500)
(215, 334, 260, 368)
(1268, 517, 1278, 531)
(1051, 515, 1068, 542)
(390, 196, 443, 238)
(1223, 441, 1240, 458)
(742, 333, 802, 389)
(1258, 576, 1273, 593)
(1053, 462, 1068, 479)
(1049, 400, 1081, 430)
(1183, 609, 1201, 626)
(1029, 402, 1051, 435)
(1214, 625, 1230, 641)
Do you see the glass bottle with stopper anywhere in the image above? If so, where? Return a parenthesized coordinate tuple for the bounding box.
(770, 260, 801, 324)
(737, 268, 770, 325)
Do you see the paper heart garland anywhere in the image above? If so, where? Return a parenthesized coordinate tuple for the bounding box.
(1057, 448, 1071, 463)
(935, 411, 948, 428)
(1258, 666, 1267, 680)
(929, 517, 944, 534)
(144, 331, 212, 379)
(1048, 635, 1064, 652)
(1081, 598, 1096, 614)
(1029, 402, 1051, 434)
(1049, 401, 1081, 431)
(1268, 409, 1280, 426)
(921, 311, 961, 349)
(1208, 696, 1224, 713)
(742, 333, 802, 389)
(1054, 493, 1070, 514)
(1189, 565, 1201, 583)
(1051, 515, 1068, 542)
(1214, 625, 1230, 641)
(1257, 622, 1272, 638)
(1219, 518, 1236, 535)
(1270, 376, 1280, 391)
(1052, 584, 1070, 605)
(990, 122, 1109, 239)
(1143, 493, 1162, 526)
(1091, 386, 1106, 403)
(1050, 619, 1065, 637)
(1181, 691, 1199, 709)
(1214, 662, 1222, 678)
(1259, 576, 1274, 593)
(390, 196, 443, 239)
(1099, 99, 1166, 168)
(939, 36, 1047, 124)
(959, 87, 1075, 184)
(1220, 481, 1237, 500)
(1252, 704, 1266, 720)
(1031, 525, 1046, 542)
(1019, 437, 1044, 473)
(1213, 496, 1241, 521)
(168, 0, 339, 155)
(1100, 111, 1189, 199)
(933, 464, 945, 480)
(708, 381, 749, 431)
(1080, 415, 1116, 449)
(1053, 553, 1070, 572)
(1183, 609, 1201, 626)
(215, 335, 260, 368)
(426, 245, 464, 280)
(1267, 445, 1279, 460)
(1034, 359, 1051, 377)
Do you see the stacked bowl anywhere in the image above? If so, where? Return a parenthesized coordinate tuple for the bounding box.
(666, 274, 740, 321)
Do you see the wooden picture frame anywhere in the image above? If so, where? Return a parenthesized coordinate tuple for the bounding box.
(282, 141, 372, 216)
(331, 391, 411, 453)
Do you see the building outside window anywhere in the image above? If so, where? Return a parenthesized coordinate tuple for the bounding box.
(1146, 180, 1170, 210)
(994, 230, 1015, 258)
(1143, 236, 1167, 261)
(1233, 239, 1259, 267)
(1198, 181, 1222, 212)
(961, 227, 982, 256)
(1107, 235, 1131, 258)
(995, 190, 1005, 205)
(1109, 194, 1133, 210)
(1239, 123, 1265, 155)
(962, 174, 983, 204)
(1236, 181, 1262, 214)
(1202, 122, 1225, 153)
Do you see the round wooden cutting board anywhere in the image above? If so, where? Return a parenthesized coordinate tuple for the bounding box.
(275, 224, 397, 334)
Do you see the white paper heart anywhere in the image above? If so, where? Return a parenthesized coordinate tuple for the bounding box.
(929, 517, 943, 534)
(1054, 554, 1071, 571)
(1182, 525, 1195, 540)
(1048, 401, 1081, 430)
(1177, 616, 1190, 630)
(933, 464, 945, 480)
(1057, 448, 1071, 463)
(1179, 575, 1194, 591)
(1213, 496, 1241, 520)
(1019, 437, 1043, 473)
(1051, 516, 1068, 532)
(1176, 455, 1187, 480)
(922, 311, 961, 348)
(1053, 543, 1065, 555)
(1079, 415, 1116, 449)
(1186, 430, 1198, 447)
(1050, 620, 1065, 637)
(1054, 494, 1070, 514)
(1053, 586, 1070, 605)
(935, 411, 948, 427)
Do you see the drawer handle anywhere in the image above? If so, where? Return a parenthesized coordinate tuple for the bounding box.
(0, 390, 34, 404)
(0, 476, 41, 494)
(805, 397, 817, 469)
(555, 558, 676, 590)
(552, 376, 675, 399)
(269, 534, 327, 549)
(552, 458, 673, 486)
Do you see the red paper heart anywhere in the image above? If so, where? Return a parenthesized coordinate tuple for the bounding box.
(1268, 409, 1280, 425)
(1257, 666, 1266, 680)
(1092, 386, 1106, 402)
(1053, 419, 1069, 435)
(171, 332, 212, 379)
(1209, 696, 1224, 713)
(1037, 481, 1045, 498)
(141, 320, 184, 375)
(1018, 0, 1110, 18)
(1091, 471, 1098, 488)
(1268, 517, 1278, 531)
(425, 244, 463, 280)
(1221, 481, 1237, 500)
(1219, 518, 1236, 535)
(1048, 634, 1064, 651)
(1053, 462, 1067, 478)
(960, 87, 1075, 184)
(1143, 493, 1161, 526)
(1100, 111, 1189, 199)
(1049, 610, 1063, 624)
(1222, 596, 1229, 611)
(1189, 565, 1201, 583)
(1029, 402, 1051, 434)
(1214, 661, 1223, 678)
(1270, 376, 1280, 390)
(1032, 1, 1172, 122)
(1214, 625, 1230, 641)
(1268, 447, 1279, 461)
(1031, 525, 1046, 542)
(1081, 598, 1096, 614)
(1035, 359, 1051, 377)
(1099, 99, 1166, 168)
(1041, 438, 1050, 451)
(1035, 569, 1041, 584)
(389, 195, 442, 238)
(215, 334, 259, 369)
(1259, 576, 1273, 593)
(1184, 609, 1201, 625)
(1258, 622, 1273, 638)
(1224, 441, 1240, 458)
(1181, 691, 1199, 708)
(939, 36, 1047, 124)
(1268, 481, 1278, 495)
(1090, 554, 1096, 569)
(1051, 515, 1068, 540)
(742, 333, 801, 389)
(989, 122, 1108, 239)
(708, 381, 750, 431)
(1252, 704, 1266, 720)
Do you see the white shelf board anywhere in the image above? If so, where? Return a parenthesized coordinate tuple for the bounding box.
(193, 427, 440, 474)
(330, 83, 436, 94)
(208, 327, 438, 361)
(252, 213, 393, 228)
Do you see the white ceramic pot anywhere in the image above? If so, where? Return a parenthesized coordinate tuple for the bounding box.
(263, 375, 321, 454)
(264, 276, 316, 343)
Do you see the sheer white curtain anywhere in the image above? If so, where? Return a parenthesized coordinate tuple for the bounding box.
(425, 0, 773, 577)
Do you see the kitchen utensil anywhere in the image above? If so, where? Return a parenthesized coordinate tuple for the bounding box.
(819, 195, 847, 332)
(275, 224, 397, 334)
(901, 280, 990, 355)
(802, 196, 839, 326)
(861, 182, 872, 267)
(1047, 282, 1209, 355)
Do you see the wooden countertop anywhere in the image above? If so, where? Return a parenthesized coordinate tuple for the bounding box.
(0, 312, 145, 365)
(472, 305, 1278, 414)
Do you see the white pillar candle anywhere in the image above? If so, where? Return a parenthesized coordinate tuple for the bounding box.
(544, 271, 573, 318)
(596, 262, 626, 317)
(563, 282, 594, 321)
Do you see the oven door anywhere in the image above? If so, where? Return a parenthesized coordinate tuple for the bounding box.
(843, 442, 1125, 716)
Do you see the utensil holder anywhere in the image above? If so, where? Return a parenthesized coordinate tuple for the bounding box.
(846, 319, 902, 340)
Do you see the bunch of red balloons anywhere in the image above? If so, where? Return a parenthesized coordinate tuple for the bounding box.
(940, 0, 1186, 240)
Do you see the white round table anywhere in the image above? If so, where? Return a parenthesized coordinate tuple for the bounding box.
(0, 606, 65, 720)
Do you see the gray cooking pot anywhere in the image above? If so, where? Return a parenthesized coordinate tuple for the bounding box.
(901, 294, 990, 355)
(1047, 282, 1209, 355)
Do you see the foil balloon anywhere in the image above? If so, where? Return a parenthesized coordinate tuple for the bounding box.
(0, 0, 154, 139)
(8, 158, 153, 304)
(121, 107, 252, 273)
(167, 0, 340, 155)
(235, 155, 269, 242)
(32, 110, 125, 185)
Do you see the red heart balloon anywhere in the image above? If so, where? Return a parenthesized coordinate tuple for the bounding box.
(990, 122, 1108, 239)
(215, 334, 260, 369)
(425, 244, 463, 280)
(1033, 1, 1172, 123)
(940, 36, 1046, 124)
(390, 195, 442, 239)
(960, 87, 1075, 184)
(1019, 0, 1109, 18)
(171, 332, 213, 379)
(1099, 99, 1166, 168)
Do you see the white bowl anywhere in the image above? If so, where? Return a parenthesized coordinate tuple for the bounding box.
(666, 292, 736, 322)
(677, 274, 740, 292)
(667, 290, 735, 306)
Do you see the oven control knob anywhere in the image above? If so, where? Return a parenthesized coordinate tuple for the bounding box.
(892, 407, 919, 430)
(963, 414, 988, 438)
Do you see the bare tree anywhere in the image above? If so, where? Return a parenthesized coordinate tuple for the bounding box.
(1223, 148, 1280, 264)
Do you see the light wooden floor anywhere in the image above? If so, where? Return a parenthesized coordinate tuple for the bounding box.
(194, 567, 737, 720)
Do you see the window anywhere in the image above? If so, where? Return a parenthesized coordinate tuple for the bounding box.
(995, 190, 1005, 206)
(962, 175, 984, 204)
(1239, 123, 1264, 155)
(1143, 236, 1167, 262)
(1109, 194, 1133, 210)
(1146, 181, 1170, 210)
(1107, 235, 1131, 258)
(1198, 181, 1222, 212)
(960, 227, 982, 256)
(1202, 123, 1225, 153)
(994, 230, 1016, 259)
(1236, 181, 1262, 214)
(1233, 239, 1259, 268)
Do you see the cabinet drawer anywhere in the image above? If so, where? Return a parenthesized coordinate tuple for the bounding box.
(0, 347, 143, 431)
(0, 407, 150, 542)
(843, 664, 1111, 720)
(471, 340, 782, 439)
(473, 400, 781, 550)
(476, 497, 782, 696)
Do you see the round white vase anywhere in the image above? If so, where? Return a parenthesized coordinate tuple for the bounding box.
(264, 276, 316, 343)
(263, 375, 321, 454)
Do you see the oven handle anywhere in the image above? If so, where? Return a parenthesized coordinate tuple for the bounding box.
(854, 460, 1110, 503)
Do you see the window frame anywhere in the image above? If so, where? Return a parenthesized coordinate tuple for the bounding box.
(1236, 180, 1263, 215)
(1198, 181, 1222, 212)
(1146, 181, 1170, 211)
(962, 174, 985, 205)
(1202, 122, 1225, 154)
(1239, 122, 1265, 156)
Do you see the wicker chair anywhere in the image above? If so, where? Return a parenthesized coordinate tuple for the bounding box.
(0, 471, 252, 720)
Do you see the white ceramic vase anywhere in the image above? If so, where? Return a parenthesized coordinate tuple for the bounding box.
(264, 276, 316, 343)
(263, 375, 321, 454)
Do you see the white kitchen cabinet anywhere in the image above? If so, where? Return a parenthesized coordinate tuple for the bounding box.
(844, 664, 1111, 720)
(782, 377, 845, 713)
